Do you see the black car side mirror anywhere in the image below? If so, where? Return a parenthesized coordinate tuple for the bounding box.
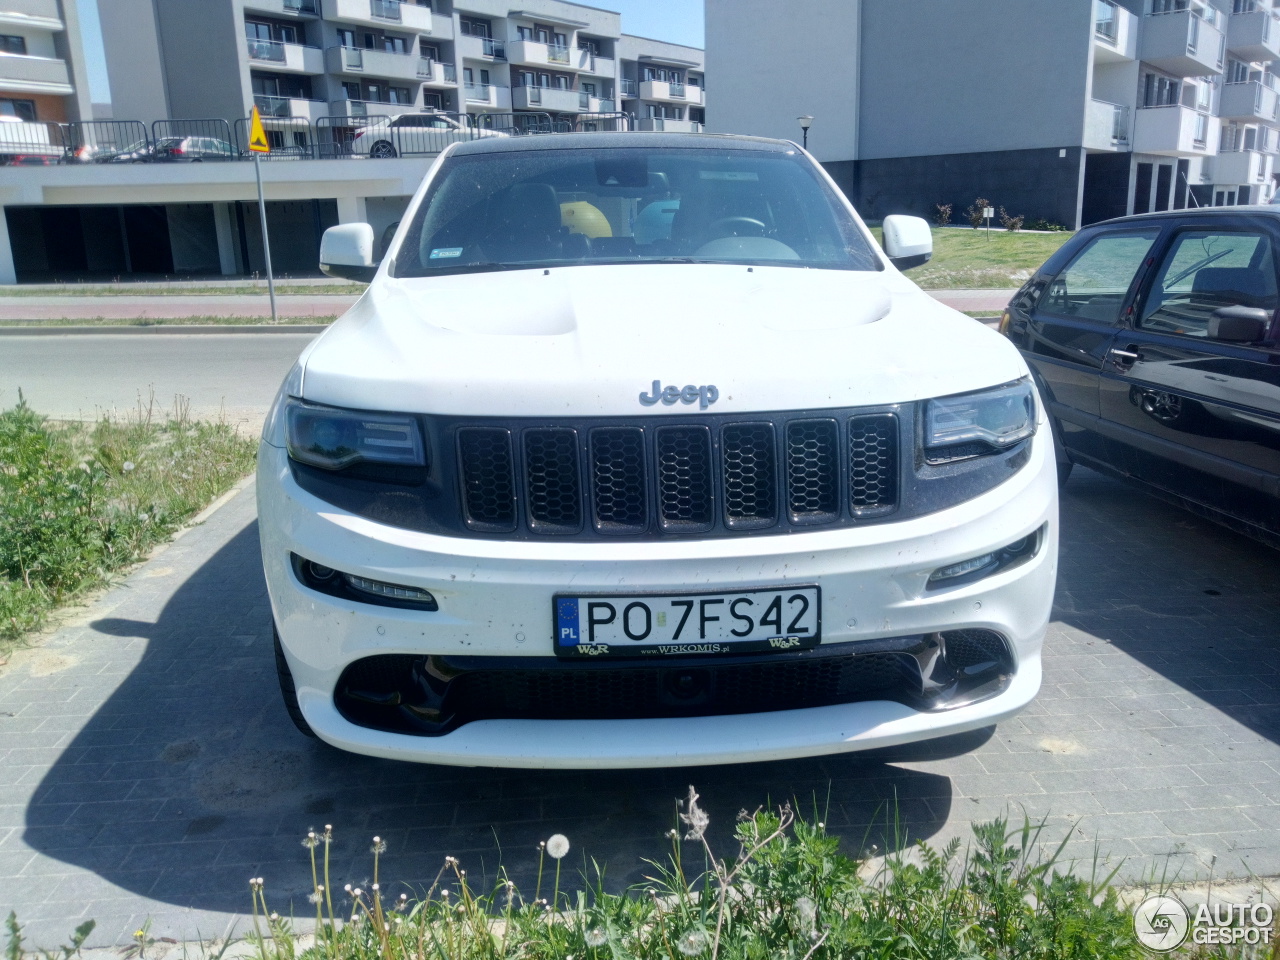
(1209, 306, 1271, 343)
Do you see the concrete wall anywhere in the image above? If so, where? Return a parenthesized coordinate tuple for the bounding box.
(53, 0, 93, 120)
(98, 0, 170, 122)
(705, 0, 859, 159)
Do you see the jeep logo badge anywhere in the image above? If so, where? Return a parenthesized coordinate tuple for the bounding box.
(639, 380, 719, 410)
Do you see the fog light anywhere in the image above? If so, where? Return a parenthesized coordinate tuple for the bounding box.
(928, 553, 998, 584)
(308, 561, 336, 581)
(344, 574, 438, 607)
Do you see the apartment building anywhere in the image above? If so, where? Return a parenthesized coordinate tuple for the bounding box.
(617, 34, 705, 133)
(98, 0, 701, 130)
(709, 0, 1280, 229)
(0, 0, 92, 123)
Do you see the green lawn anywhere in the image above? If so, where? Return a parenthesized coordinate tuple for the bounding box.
(870, 226, 1073, 290)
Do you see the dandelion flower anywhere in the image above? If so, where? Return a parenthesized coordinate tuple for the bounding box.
(546, 834, 570, 859)
(676, 929, 708, 956)
(585, 927, 608, 948)
(133, 931, 145, 940)
(679, 786, 709, 841)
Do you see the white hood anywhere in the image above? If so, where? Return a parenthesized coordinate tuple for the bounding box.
(299, 263, 1027, 416)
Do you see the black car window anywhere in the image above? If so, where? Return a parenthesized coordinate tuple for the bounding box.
(1041, 229, 1160, 324)
(1141, 230, 1278, 338)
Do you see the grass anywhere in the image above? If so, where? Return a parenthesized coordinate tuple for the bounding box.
(9, 791, 1275, 959)
(0, 283, 367, 297)
(0, 316, 337, 328)
(0, 396, 257, 654)
(870, 226, 1073, 290)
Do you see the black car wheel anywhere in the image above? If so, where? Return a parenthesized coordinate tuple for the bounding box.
(369, 140, 397, 159)
(274, 624, 317, 738)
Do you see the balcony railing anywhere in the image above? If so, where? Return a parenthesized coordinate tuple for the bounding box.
(247, 38, 287, 61)
(370, 0, 400, 21)
(668, 81, 685, 98)
(1095, 0, 1118, 39)
(481, 37, 506, 59)
(547, 44, 569, 64)
(579, 90, 590, 110)
(465, 82, 492, 101)
(524, 84, 543, 104)
(1194, 111, 1210, 145)
(340, 45, 363, 68)
(283, 0, 318, 11)
(254, 94, 325, 117)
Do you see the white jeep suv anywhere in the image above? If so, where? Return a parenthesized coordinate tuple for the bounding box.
(257, 132, 1058, 768)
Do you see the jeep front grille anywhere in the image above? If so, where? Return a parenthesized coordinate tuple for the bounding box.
(455, 410, 900, 538)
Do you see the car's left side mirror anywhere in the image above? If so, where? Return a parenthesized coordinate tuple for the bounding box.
(320, 223, 377, 281)
(881, 215, 933, 271)
(1209, 305, 1270, 342)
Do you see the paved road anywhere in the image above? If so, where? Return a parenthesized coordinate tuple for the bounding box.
(0, 290, 1014, 322)
(0, 333, 316, 428)
(2, 468, 1278, 947)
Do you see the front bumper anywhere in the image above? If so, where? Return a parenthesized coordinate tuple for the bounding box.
(257, 426, 1058, 768)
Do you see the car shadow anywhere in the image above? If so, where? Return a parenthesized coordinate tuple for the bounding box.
(23, 520, 970, 917)
(1052, 468, 1280, 747)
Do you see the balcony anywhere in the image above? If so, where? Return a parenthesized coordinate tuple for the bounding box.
(637, 79, 705, 105)
(462, 83, 511, 110)
(321, 0, 434, 32)
(1093, 0, 1138, 62)
(1084, 98, 1131, 151)
(577, 93, 616, 113)
(1227, 9, 1280, 61)
(245, 38, 324, 73)
(419, 59, 457, 86)
(326, 45, 431, 82)
(1212, 149, 1273, 184)
(575, 48, 615, 77)
(328, 97, 415, 118)
(254, 95, 329, 122)
(0, 53, 72, 95)
(1219, 80, 1279, 121)
(636, 118, 703, 133)
(1140, 9, 1224, 76)
(507, 40, 578, 69)
(511, 84, 581, 112)
(456, 34, 506, 60)
(1133, 104, 1218, 155)
(242, 0, 319, 16)
(0, 0, 63, 29)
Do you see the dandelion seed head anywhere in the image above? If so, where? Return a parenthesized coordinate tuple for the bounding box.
(371, 837, 387, 854)
(371, 883, 380, 891)
(353, 887, 363, 898)
(400, 893, 408, 901)
(679, 785, 709, 841)
(817, 822, 825, 829)
(585, 927, 608, 948)
(123, 462, 135, 472)
(796, 897, 817, 924)
(301, 832, 320, 849)
(344, 883, 353, 893)
(445, 855, 458, 864)
(546, 834, 570, 859)
(308, 892, 322, 905)
(269, 913, 279, 922)
(676, 928, 708, 956)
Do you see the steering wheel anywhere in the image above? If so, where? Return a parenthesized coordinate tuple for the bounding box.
(707, 216, 767, 238)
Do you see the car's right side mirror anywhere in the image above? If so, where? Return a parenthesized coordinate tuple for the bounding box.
(881, 215, 933, 271)
(320, 223, 377, 281)
(1209, 305, 1270, 342)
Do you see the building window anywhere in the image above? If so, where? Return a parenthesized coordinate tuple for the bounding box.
(420, 40, 439, 59)
(553, 74, 568, 89)
(460, 16, 491, 38)
(0, 98, 35, 121)
(388, 85, 412, 103)
(338, 29, 356, 48)
(0, 35, 26, 55)
(342, 81, 362, 100)
(1143, 73, 1180, 106)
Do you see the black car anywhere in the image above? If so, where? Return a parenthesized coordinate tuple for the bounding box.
(1001, 206, 1280, 548)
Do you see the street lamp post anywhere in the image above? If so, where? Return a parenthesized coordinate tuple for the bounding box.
(797, 115, 813, 150)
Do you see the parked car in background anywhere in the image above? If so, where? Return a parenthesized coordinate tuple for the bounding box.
(257, 132, 1058, 768)
(110, 136, 237, 163)
(1001, 206, 1280, 548)
(0, 116, 63, 164)
(350, 113, 506, 158)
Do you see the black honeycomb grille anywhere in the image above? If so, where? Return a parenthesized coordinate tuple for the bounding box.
(524, 428, 581, 532)
(656, 426, 713, 528)
(786, 419, 839, 522)
(722, 423, 776, 527)
(849, 415, 899, 514)
(941, 629, 1010, 671)
(451, 410, 901, 539)
(458, 428, 516, 531)
(590, 427, 646, 532)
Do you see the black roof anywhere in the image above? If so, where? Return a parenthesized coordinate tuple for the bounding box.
(449, 131, 799, 156)
(1092, 204, 1280, 227)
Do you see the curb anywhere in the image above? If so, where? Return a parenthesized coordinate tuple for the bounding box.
(0, 324, 330, 336)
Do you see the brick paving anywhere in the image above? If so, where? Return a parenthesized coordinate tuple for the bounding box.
(1, 468, 1278, 947)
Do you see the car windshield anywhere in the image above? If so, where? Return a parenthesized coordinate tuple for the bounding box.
(393, 144, 881, 276)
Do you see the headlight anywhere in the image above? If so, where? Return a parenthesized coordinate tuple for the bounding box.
(924, 379, 1035, 460)
(285, 399, 425, 470)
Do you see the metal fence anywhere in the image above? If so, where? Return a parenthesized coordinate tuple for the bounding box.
(0, 109, 647, 165)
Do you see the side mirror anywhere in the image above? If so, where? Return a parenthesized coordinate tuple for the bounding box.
(1209, 305, 1270, 342)
(320, 223, 377, 281)
(881, 215, 933, 271)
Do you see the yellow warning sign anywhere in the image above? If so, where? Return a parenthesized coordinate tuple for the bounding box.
(248, 106, 270, 153)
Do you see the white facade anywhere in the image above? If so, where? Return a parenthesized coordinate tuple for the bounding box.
(0, 0, 92, 122)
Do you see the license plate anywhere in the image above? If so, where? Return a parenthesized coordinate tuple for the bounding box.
(554, 586, 821, 658)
